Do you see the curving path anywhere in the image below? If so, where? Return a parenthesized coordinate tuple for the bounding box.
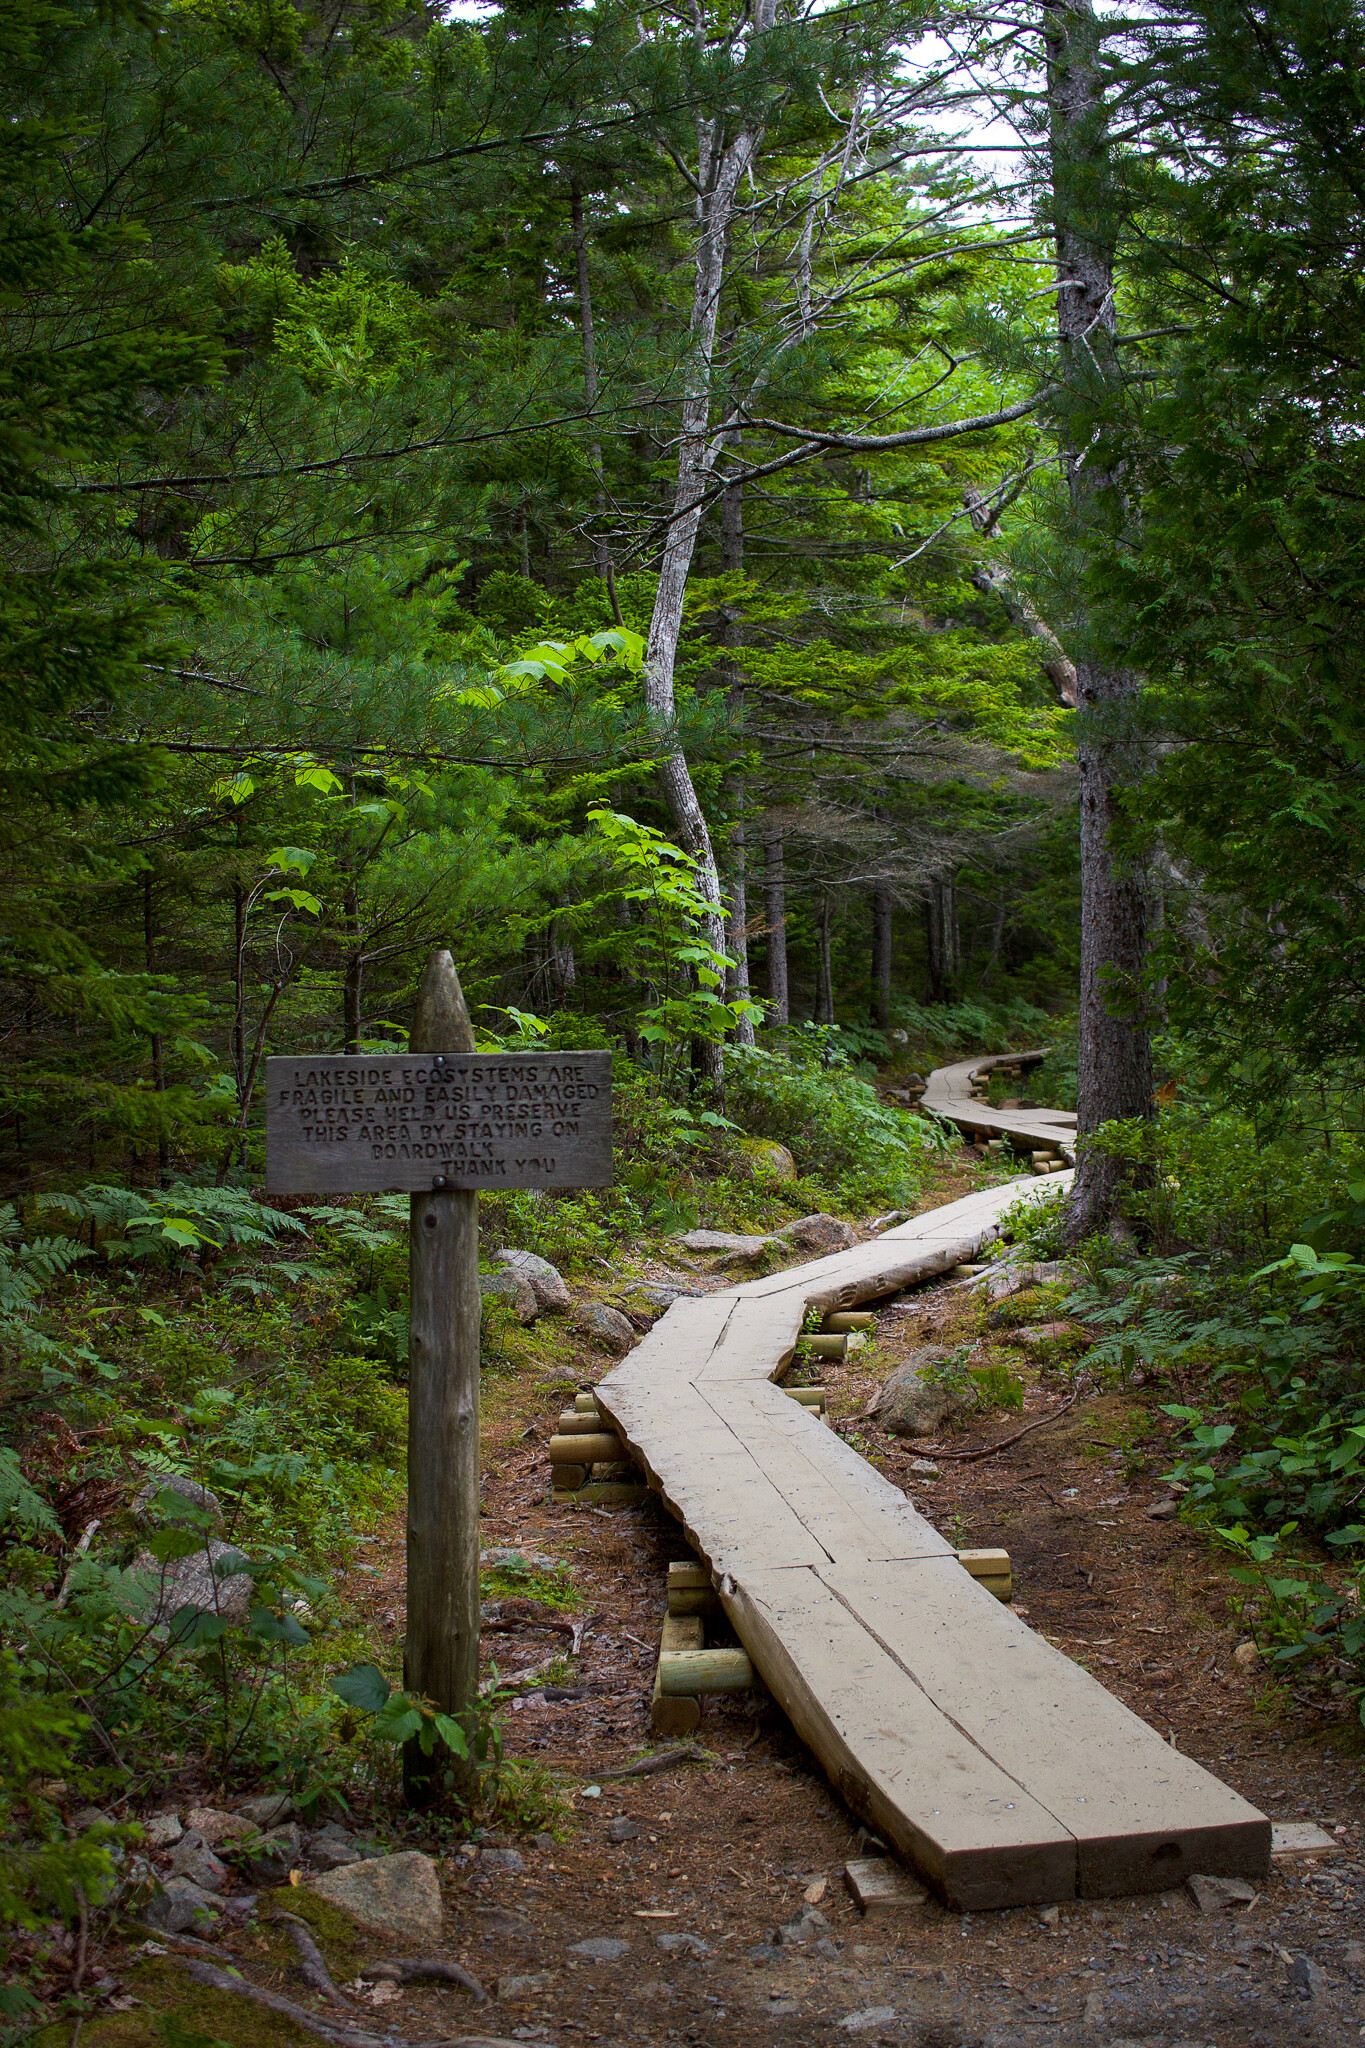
(594, 1059, 1268, 1910)
(922, 1046, 1077, 1159)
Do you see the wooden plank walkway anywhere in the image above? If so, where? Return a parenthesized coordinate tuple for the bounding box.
(922, 1048, 1078, 1158)
(594, 1066, 1269, 1910)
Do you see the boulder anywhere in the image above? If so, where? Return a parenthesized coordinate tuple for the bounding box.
(872, 1348, 977, 1438)
(232, 1822, 302, 1882)
(675, 1230, 779, 1259)
(305, 1850, 443, 1946)
(736, 1137, 797, 1181)
(141, 1812, 183, 1849)
(480, 1270, 539, 1324)
(132, 1473, 223, 1532)
(577, 1303, 636, 1356)
(185, 1807, 254, 1847)
(496, 1248, 571, 1312)
(145, 1876, 221, 1935)
(1014, 1320, 1085, 1352)
(305, 1823, 369, 1872)
(169, 1831, 227, 1893)
(234, 1791, 294, 1829)
(780, 1213, 857, 1253)
(131, 1539, 254, 1629)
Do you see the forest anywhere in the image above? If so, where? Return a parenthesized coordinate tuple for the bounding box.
(4, 0, 1365, 2036)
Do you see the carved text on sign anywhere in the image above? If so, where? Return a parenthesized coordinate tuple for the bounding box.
(265, 1052, 612, 1193)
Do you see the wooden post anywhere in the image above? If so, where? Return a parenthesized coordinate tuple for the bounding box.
(404, 949, 480, 1809)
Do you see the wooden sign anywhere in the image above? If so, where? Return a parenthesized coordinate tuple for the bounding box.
(263, 1050, 612, 1195)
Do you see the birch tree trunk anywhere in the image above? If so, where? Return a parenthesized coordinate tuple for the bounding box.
(642, 0, 778, 1083)
(721, 467, 755, 1045)
(1045, 0, 1154, 1238)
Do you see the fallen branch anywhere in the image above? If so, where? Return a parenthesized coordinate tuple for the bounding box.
(927, 1386, 1084, 1464)
(273, 1911, 357, 2007)
(359, 1957, 488, 2001)
(600, 1743, 715, 1779)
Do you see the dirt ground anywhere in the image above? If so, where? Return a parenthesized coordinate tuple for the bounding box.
(63, 1155, 1365, 2048)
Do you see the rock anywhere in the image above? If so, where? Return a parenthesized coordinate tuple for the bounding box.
(577, 1303, 636, 1356)
(232, 1823, 301, 1881)
(909, 1457, 940, 1478)
(73, 1805, 116, 1831)
(496, 1249, 570, 1312)
(480, 1845, 525, 1873)
(568, 1937, 629, 1962)
(838, 2008, 896, 2033)
(605, 1817, 641, 1844)
(814, 1937, 839, 1960)
(1015, 1321, 1084, 1350)
(657, 1931, 709, 1957)
(872, 1348, 977, 1438)
(132, 1539, 254, 1629)
(169, 1832, 227, 1893)
(867, 1210, 912, 1233)
(737, 1137, 797, 1180)
(148, 1877, 222, 1934)
(185, 1807, 254, 1847)
(476, 1904, 530, 1936)
(781, 1213, 857, 1253)
(498, 1971, 557, 1995)
(1146, 1499, 1180, 1521)
(627, 1284, 690, 1314)
(132, 1473, 223, 1531)
(1186, 1873, 1256, 1912)
(747, 1943, 781, 1965)
(235, 1791, 294, 1829)
(776, 1908, 829, 1946)
(306, 1851, 443, 1946)
(675, 1230, 780, 1259)
(480, 1271, 539, 1324)
(1286, 1954, 1328, 1999)
(306, 1825, 368, 1872)
(1232, 1640, 1261, 1669)
(141, 1812, 183, 1850)
(1038, 1904, 1060, 1927)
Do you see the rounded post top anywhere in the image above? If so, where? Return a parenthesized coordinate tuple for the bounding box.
(410, 948, 475, 1055)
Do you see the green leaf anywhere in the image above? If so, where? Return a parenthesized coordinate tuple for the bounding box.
(248, 1605, 310, 1647)
(330, 1664, 391, 1713)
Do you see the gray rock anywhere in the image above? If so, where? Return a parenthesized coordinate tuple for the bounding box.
(307, 1826, 366, 1872)
(747, 1943, 780, 1965)
(146, 1876, 221, 1934)
(776, 1908, 830, 1946)
(480, 1845, 526, 1873)
(872, 1348, 977, 1438)
(676, 1230, 779, 1259)
(868, 1210, 912, 1233)
(235, 1792, 294, 1829)
(1147, 1498, 1180, 1521)
(909, 1457, 940, 1478)
(568, 1937, 629, 1962)
(1186, 1872, 1256, 1912)
(232, 1823, 300, 1882)
(142, 1811, 183, 1849)
(838, 2007, 896, 2034)
(306, 1850, 443, 1945)
(185, 1806, 254, 1846)
(133, 1472, 223, 1531)
(578, 1303, 636, 1356)
(498, 1971, 557, 1995)
(630, 1284, 686, 1313)
(606, 1817, 641, 1844)
(814, 1938, 840, 1960)
(170, 1831, 227, 1893)
(496, 1249, 570, 1312)
(780, 1213, 857, 1253)
(132, 1539, 254, 1629)
(480, 1270, 539, 1324)
(1287, 1953, 1329, 1999)
(657, 1931, 709, 1957)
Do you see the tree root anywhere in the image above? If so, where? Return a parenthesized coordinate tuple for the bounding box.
(176, 1949, 522, 2047)
(273, 1910, 358, 2007)
(927, 1384, 1085, 1464)
(359, 1957, 487, 2001)
(601, 1742, 713, 1778)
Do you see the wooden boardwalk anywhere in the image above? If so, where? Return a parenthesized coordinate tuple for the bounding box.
(921, 1047, 1079, 1158)
(595, 1069, 1269, 1910)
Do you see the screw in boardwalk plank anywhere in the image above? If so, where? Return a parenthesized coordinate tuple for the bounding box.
(404, 949, 480, 1809)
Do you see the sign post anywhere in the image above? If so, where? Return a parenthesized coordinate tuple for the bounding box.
(265, 948, 611, 1808)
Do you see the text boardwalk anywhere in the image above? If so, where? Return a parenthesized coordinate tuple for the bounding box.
(264, 1050, 613, 1194)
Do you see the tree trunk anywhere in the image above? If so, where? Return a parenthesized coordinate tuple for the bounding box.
(925, 876, 957, 1001)
(763, 828, 789, 1028)
(342, 883, 363, 1055)
(871, 884, 893, 1028)
(815, 893, 835, 1025)
(964, 487, 1078, 706)
(571, 182, 610, 582)
(720, 466, 755, 1046)
(642, 8, 777, 1086)
(1046, 0, 1154, 1237)
(144, 871, 170, 1183)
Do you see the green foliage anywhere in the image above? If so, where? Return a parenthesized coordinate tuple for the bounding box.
(725, 1041, 948, 1207)
(0, 1654, 121, 1931)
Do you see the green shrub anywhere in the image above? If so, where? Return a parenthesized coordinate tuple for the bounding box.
(725, 1044, 950, 1206)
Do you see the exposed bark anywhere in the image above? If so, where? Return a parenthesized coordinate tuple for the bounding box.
(642, 2, 779, 1085)
(342, 882, 363, 1054)
(963, 486, 1078, 706)
(721, 466, 755, 1045)
(1045, 0, 1154, 1238)
(924, 874, 958, 1001)
(143, 871, 170, 1181)
(763, 827, 789, 1028)
(815, 892, 835, 1024)
(871, 883, 893, 1028)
